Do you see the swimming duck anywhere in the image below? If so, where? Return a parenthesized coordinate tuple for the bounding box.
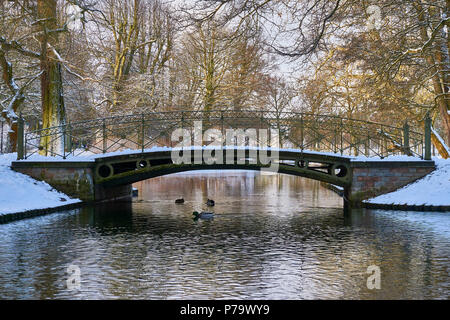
(206, 199, 215, 206)
(175, 198, 184, 204)
(193, 211, 214, 219)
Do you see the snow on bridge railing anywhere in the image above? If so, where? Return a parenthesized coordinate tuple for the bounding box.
(16, 110, 431, 161)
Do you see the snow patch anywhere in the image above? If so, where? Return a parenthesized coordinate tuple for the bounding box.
(366, 158, 450, 206)
(0, 153, 81, 216)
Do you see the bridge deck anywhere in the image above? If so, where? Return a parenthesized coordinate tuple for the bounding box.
(11, 147, 435, 205)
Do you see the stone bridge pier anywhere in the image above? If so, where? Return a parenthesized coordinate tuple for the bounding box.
(11, 161, 132, 203)
(347, 160, 435, 205)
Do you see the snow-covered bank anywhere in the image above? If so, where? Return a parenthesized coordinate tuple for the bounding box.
(366, 158, 450, 206)
(0, 153, 81, 216)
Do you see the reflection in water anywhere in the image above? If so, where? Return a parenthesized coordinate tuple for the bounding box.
(0, 170, 449, 299)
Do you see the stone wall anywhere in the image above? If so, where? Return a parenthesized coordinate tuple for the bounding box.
(11, 161, 132, 202)
(348, 161, 435, 204)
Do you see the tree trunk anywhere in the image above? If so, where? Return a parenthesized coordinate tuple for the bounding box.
(37, 0, 66, 156)
(39, 61, 66, 155)
(432, 5, 450, 144)
(0, 50, 24, 153)
(6, 122, 17, 153)
(415, 3, 450, 144)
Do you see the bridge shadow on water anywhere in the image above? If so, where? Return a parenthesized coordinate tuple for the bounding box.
(71, 170, 390, 235)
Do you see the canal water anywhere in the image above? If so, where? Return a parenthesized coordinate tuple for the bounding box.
(0, 170, 449, 299)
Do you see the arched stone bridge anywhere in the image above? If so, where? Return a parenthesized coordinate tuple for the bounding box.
(11, 110, 436, 208)
(12, 147, 435, 207)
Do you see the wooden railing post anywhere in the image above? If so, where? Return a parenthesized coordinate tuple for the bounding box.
(66, 123, 72, 155)
(403, 121, 410, 156)
(424, 112, 432, 160)
(17, 115, 24, 160)
(300, 114, 304, 151)
(340, 118, 344, 155)
(1, 119, 4, 154)
(141, 113, 145, 152)
(102, 119, 107, 154)
(62, 124, 66, 159)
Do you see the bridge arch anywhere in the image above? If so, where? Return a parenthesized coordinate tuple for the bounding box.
(11, 146, 435, 209)
(12, 109, 436, 209)
(93, 148, 353, 189)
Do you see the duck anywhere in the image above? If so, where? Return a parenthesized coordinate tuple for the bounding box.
(193, 211, 214, 219)
(206, 199, 215, 206)
(175, 198, 184, 204)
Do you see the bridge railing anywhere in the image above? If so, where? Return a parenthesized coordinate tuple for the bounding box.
(17, 110, 430, 160)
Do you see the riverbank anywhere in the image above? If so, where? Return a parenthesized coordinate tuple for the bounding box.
(364, 158, 450, 209)
(0, 153, 81, 220)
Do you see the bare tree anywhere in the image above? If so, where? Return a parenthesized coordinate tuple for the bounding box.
(0, 0, 84, 155)
(183, 0, 342, 58)
(86, 0, 176, 113)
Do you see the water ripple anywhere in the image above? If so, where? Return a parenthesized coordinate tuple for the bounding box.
(0, 171, 449, 299)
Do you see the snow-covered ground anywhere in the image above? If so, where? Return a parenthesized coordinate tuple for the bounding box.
(0, 153, 81, 216)
(366, 158, 450, 206)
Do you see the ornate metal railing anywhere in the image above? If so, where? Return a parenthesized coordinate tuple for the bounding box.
(17, 109, 431, 160)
